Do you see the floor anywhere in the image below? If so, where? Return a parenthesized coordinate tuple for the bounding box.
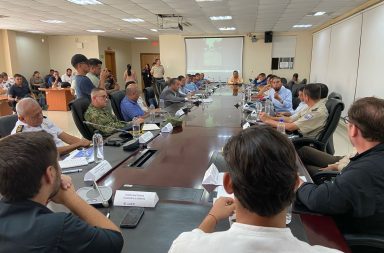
(44, 110, 354, 157)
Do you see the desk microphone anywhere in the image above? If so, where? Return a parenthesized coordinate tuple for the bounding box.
(83, 121, 131, 134)
(93, 180, 109, 208)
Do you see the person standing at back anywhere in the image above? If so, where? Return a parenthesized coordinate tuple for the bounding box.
(123, 64, 137, 86)
(151, 59, 164, 81)
(142, 63, 152, 88)
(169, 126, 341, 253)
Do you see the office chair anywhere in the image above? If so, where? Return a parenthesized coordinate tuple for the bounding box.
(344, 234, 384, 253)
(281, 77, 288, 85)
(143, 87, 158, 108)
(328, 92, 343, 100)
(109, 90, 125, 121)
(68, 97, 93, 140)
(292, 98, 345, 154)
(291, 83, 306, 109)
(0, 114, 18, 138)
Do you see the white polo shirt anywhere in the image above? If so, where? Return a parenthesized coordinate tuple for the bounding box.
(169, 223, 341, 253)
(11, 118, 65, 147)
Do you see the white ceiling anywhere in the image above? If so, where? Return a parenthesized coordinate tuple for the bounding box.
(0, 0, 368, 40)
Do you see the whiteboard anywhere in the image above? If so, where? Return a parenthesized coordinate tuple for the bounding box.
(326, 14, 362, 116)
(355, 4, 384, 100)
(310, 28, 331, 83)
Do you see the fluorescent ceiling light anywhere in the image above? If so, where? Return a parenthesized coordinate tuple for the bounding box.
(314, 11, 326, 16)
(219, 27, 236, 31)
(150, 29, 158, 32)
(67, 0, 102, 5)
(210, 16, 232, 21)
(28, 31, 44, 33)
(40, 20, 65, 24)
(293, 24, 312, 28)
(86, 29, 105, 33)
(135, 37, 148, 40)
(122, 18, 144, 23)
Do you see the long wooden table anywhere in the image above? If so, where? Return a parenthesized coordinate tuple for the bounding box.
(94, 86, 351, 253)
(38, 88, 74, 111)
(0, 95, 12, 116)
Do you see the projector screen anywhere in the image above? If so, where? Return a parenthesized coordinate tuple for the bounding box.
(185, 37, 243, 82)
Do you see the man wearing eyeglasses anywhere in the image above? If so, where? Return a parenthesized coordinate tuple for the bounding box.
(296, 97, 384, 237)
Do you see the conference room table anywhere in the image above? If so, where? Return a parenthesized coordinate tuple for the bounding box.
(59, 85, 350, 253)
(38, 87, 74, 111)
(0, 95, 12, 116)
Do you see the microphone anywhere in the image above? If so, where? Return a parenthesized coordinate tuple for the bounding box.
(83, 121, 131, 134)
(93, 180, 109, 208)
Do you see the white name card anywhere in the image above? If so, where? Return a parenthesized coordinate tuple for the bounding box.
(161, 122, 173, 133)
(242, 122, 250, 129)
(175, 109, 185, 117)
(202, 163, 225, 192)
(113, 190, 159, 208)
(139, 131, 154, 144)
(243, 104, 250, 110)
(84, 160, 112, 185)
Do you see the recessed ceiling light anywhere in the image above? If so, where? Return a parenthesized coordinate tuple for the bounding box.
(293, 24, 312, 28)
(219, 27, 236, 31)
(67, 0, 102, 4)
(135, 37, 148, 40)
(210, 16, 232, 21)
(86, 29, 105, 33)
(150, 29, 158, 32)
(122, 18, 144, 23)
(40, 20, 65, 24)
(314, 11, 326, 16)
(28, 31, 44, 34)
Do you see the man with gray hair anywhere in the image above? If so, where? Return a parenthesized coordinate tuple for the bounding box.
(11, 98, 91, 155)
(120, 83, 149, 121)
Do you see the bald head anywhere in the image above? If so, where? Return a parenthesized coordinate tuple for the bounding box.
(16, 98, 44, 127)
(126, 83, 140, 101)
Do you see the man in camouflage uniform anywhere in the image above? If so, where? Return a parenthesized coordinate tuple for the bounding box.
(84, 88, 143, 136)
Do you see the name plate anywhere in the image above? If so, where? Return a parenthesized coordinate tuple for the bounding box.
(139, 131, 154, 144)
(113, 190, 159, 208)
(242, 122, 250, 129)
(161, 122, 173, 133)
(175, 109, 185, 117)
(84, 160, 112, 185)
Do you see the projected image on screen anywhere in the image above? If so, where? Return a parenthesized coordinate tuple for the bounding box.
(185, 37, 243, 82)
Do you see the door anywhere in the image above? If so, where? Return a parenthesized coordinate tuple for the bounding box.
(140, 53, 160, 84)
(105, 50, 116, 79)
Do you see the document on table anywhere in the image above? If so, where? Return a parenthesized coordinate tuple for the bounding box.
(142, 123, 160, 131)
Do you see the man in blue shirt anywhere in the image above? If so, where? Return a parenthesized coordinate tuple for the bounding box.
(71, 54, 105, 100)
(253, 73, 267, 87)
(185, 75, 199, 92)
(121, 83, 147, 121)
(268, 76, 293, 113)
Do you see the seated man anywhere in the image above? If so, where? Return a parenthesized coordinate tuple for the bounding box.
(61, 68, 74, 84)
(286, 73, 299, 90)
(297, 97, 384, 238)
(253, 72, 267, 87)
(169, 126, 340, 253)
(49, 71, 62, 88)
(260, 83, 328, 138)
(44, 69, 54, 86)
(1, 72, 14, 91)
(0, 131, 123, 252)
(29, 71, 45, 90)
(227, 70, 243, 85)
(0, 73, 7, 95)
(104, 69, 120, 95)
(8, 73, 32, 111)
(267, 76, 293, 113)
(178, 75, 189, 95)
(11, 98, 91, 155)
(85, 88, 139, 136)
(278, 86, 307, 117)
(121, 83, 148, 121)
(160, 78, 188, 107)
(185, 75, 198, 92)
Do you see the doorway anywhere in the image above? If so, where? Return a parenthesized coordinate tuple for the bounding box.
(104, 50, 116, 79)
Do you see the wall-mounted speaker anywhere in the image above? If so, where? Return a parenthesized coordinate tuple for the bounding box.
(265, 31, 273, 43)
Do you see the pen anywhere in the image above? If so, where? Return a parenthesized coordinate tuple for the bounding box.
(62, 168, 83, 174)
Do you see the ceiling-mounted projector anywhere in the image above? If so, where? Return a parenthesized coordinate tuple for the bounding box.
(157, 14, 185, 32)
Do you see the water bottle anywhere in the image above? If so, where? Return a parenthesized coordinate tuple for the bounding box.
(277, 119, 285, 134)
(159, 99, 165, 110)
(92, 130, 104, 163)
(265, 99, 271, 115)
(149, 104, 155, 123)
(132, 117, 141, 138)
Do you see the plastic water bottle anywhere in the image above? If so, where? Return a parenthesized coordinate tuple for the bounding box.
(159, 99, 165, 110)
(277, 119, 285, 134)
(92, 130, 104, 163)
(132, 117, 141, 138)
(149, 104, 155, 123)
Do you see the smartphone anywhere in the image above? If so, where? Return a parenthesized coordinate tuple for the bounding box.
(120, 207, 145, 228)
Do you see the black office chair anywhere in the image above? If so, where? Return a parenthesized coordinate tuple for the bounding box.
(292, 98, 345, 154)
(143, 87, 158, 108)
(281, 77, 287, 85)
(328, 92, 343, 100)
(68, 97, 93, 140)
(344, 234, 384, 253)
(0, 114, 18, 138)
(291, 83, 305, 109)
(109, 90, 125, 121)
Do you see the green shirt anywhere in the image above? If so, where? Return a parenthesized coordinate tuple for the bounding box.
(84, 104, 130, 136)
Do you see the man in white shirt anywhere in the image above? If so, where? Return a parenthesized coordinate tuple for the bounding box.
(61, 68, 73, 83)
(11, 98, 91, 155)
(169, 125, 341, 253)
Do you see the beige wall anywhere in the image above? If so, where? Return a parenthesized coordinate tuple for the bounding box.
(159, 31, 312, 81)
(14, 32, 50, 77)
(131, 40, 160, 89)
(0, 30, 7, 73)
(48, 35, 99, 76)
(98, 36, 131, 87)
